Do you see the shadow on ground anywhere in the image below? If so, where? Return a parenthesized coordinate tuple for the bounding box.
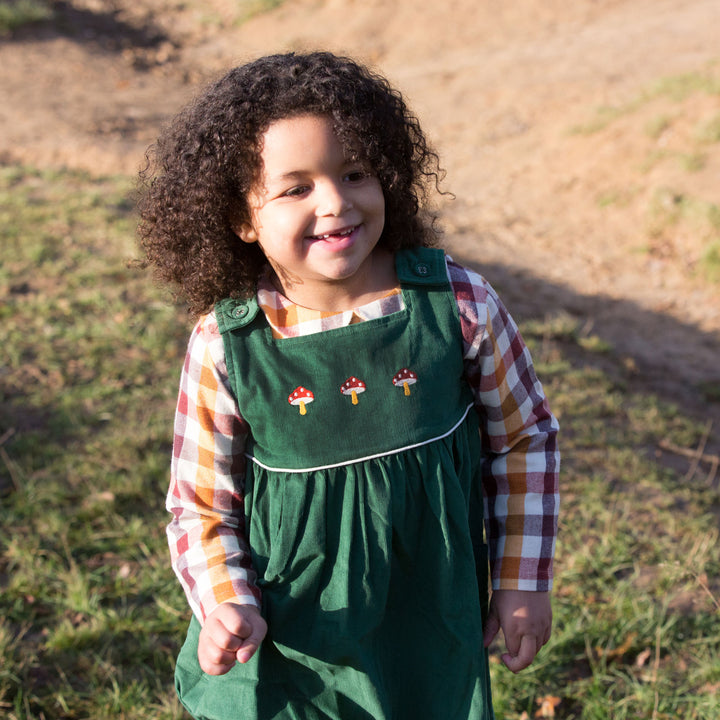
(6, 0, 170, 59)
(451, 246, 720, 468)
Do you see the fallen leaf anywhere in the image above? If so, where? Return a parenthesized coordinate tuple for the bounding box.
(535, 695, 561, 718)
(595, 632, 637, 660)
(635, 647, 652, 668)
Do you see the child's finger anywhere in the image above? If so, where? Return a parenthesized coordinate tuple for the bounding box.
(214, 605, 267, 664)
(209, 611, 246, 652)
(198, 633, 240, 675)
(501, 633, 538, 673)
(235, 626, 264, 664)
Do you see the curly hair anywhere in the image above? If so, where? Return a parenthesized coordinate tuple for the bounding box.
(137, 51, 444, 315)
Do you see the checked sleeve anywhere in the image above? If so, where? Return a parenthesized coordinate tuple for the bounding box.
(448, 258, 560, 592)
(167, 313, 261, 622)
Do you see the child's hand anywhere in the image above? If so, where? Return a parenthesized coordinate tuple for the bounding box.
(483, 590, 552, 673)
(198, 602, 268, 675)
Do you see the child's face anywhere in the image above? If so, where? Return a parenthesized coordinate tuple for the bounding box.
(235, 114, 387, 309)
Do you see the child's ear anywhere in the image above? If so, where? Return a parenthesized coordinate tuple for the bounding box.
(234, 222, 258, 244)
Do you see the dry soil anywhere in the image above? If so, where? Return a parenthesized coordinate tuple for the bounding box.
(2, 0, 719, 452)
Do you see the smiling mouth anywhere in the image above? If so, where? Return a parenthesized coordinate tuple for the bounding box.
(308, 225, 357, 241)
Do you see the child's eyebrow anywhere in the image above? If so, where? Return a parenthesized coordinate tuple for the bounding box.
(268, 160, 364, 184)
(272, 171, 308, 182)
(256, 171, 305, 193)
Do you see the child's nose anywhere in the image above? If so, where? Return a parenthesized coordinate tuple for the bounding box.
(317, 181, 352, 216)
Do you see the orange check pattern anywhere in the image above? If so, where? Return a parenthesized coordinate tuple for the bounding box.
(257, 283, 403, 337)
(168, 256, 560, 621)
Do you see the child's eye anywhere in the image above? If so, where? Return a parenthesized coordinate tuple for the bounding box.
(344, 170, 369, 183)
(283, 185, 310, 198)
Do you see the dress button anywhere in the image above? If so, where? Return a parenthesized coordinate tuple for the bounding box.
(414, 262, 429, 276)
(232, 304, 248, 318)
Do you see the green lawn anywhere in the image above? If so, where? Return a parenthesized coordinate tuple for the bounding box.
(0, 166, 718, 719)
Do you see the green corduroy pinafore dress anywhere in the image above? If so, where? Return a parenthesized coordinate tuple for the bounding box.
(174, 247, 494, 719)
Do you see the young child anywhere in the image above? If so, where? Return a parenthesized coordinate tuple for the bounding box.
(138, 51, 559, 720)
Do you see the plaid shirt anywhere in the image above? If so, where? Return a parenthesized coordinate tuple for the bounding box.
(168, 256, 560, 621)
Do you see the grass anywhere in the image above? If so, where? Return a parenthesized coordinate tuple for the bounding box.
(182, 0, 285, 29)
(696, 113, 720, 144)
(571, 64, 720, 136)
(0, 0, 284, 35)
(0, 166, 190, 719)
(577, 63, 720, 284)
(643, 188, 720, 280)
(236, 0, 286, 23)
(1, 166, 719, 718)
(0, 0, 52, 34)
(489, 316, 720, 719)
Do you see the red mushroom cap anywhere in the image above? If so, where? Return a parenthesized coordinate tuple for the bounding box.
(288, 386, 315, 405)
(340, 376, 367, 395)
(392, 368, 418, 386)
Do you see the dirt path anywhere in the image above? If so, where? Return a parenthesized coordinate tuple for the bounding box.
(2, 0, 719, 441)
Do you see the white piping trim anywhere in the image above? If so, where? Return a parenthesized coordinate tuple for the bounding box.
(246, 403, 474, 474)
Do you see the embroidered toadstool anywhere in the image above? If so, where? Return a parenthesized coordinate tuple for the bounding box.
(340, 376, 366, 405)
(392, 368, 417, 396)
(288, 386, 314, 415)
